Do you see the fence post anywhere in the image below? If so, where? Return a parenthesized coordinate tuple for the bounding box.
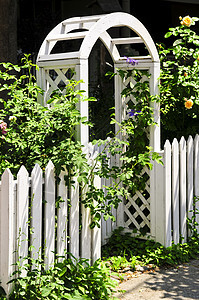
(187, 136, 194, 236)
(0, 169, 15, 295)
(69, 177, 79, 259)
(31, 164, 42, 266)
(17, 166, 29, 276)
(154, 145, 172, 247)
(179, 136, 187, 242)
(44, 161, 55, 269)
(57, 170, 68, 260)
(194, 134, 199, 234)
(172, 138, 180, 244)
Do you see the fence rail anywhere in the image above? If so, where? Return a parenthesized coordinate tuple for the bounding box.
(0, 158, 101, 295)
(153, 134, 199, 247)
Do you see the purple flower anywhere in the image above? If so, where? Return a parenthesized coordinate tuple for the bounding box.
(128, 109, 141, 117)
(124, 56, 138, 66)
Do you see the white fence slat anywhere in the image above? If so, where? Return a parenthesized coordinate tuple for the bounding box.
(69, 177, 79, 258)
(31, 164, 42, 263)
(154, 151, 165, 245)
(164, 141, 172, 247)
(179, 137, 187, 242)
(81, 199, 91, 261)
(17, 166, 29, 275)
(92, 174, 102, 263)
(44, 161, 56, 269)
(194, 134, 199, 234)
(0, 169, 15, 295)
(57, 171, 68, 259)
(172, 138, 180, 244)
(187, 135, 194, 236)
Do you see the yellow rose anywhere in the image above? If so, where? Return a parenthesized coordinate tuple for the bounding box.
(185, 99, 193, 109)
(181, 16, 192, 27)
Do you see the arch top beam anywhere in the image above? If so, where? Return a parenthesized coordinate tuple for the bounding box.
(37, 12, 159, 64)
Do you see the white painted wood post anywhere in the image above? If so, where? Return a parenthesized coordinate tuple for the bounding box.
(0, 169, 15, 295)
(187, 135, 194, 236)
(81, 194, 92, 262)
(57, 171, 68, 260)
(16, 166, 29, 276)
(92, 173, 102, 263)
(172, 138, 180, 244)
(164, 140, 172, 247)
(69, 177, 79, 259)
(194, 134, 199, 233)
(154, 149, 171, 247)
(44, 161, 56, 269)
(179, 136, 187, 242)
(75, 59, 89, 146)
(31, 164, 42, 264)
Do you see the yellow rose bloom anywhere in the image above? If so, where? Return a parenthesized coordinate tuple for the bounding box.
(181, 16, 192, 27)
(185, 99, 193, 109)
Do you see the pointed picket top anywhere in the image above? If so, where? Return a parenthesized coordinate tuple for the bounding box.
(45, 160, 55, 176)
(1, 168, 13, 182)
(187, 135, 194, 148)
(164, 139, 171, 151)
(179, 136, 186, 149)
(31, 163, 43, 180)
(172, 137, 179, 149)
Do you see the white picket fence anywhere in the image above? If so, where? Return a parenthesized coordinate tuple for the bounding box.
(0, 158, 101, 295)
(153, 134, 199, 247)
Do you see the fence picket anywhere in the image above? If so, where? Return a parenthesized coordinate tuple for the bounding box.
(187, 135, 194, 236)
(179, 136, 187, 242)
(164, 140, 172, 247)
(44, 161, 56, 269)
(172, 138, 180, 244)
(69, 177, 79, 258)
(194, 134, 199, 233)
(57, 171, 68, 259)
(0, 169, 15, 295)
(31, 164, 42, 263)
(92, 174, 101, 263)
(17, 166, 29, 275)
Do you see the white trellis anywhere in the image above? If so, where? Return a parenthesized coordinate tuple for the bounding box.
(36, 12, 160, 241)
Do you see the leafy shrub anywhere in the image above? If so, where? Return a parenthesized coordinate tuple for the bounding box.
(7, 254, 117, 300)
(158, 16, 199, 143)
(102, 227, 199, 267)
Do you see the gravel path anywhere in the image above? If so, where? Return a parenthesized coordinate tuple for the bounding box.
(113, 258, 199, 299)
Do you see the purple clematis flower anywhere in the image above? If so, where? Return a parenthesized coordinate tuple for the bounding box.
(128, 109, 141, 117)
(124, 56, 138, 66)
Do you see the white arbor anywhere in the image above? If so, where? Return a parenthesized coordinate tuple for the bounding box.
(37, 12, 160, 240)
(37, 12, 160, 149)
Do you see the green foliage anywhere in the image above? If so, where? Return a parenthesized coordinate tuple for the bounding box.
(0, 56, 162, 229)
(158, 16, 199, 142)
(8, 254, 117, 300)
(102, 226, 199, 267)
(0, 55, 90, 183)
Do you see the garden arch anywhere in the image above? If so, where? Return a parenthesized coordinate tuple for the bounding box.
(37, 12, 160, 239)
(37, 12, 160, 149)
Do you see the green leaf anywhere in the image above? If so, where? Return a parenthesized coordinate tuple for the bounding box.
(164, 31, 173, 38)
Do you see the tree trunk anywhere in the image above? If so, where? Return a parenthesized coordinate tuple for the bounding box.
(0, 0, 17, 63)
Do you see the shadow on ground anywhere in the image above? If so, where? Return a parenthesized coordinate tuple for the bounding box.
(114, 259, 199, 300)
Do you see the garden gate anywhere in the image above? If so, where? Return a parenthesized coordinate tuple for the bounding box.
(37, 12, 160, 244)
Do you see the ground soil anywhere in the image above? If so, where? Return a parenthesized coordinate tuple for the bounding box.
(113, 258, 199, 300)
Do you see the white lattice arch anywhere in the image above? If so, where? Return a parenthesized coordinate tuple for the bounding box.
(37, 12, 161, 240)
(37, 12, 160, 149)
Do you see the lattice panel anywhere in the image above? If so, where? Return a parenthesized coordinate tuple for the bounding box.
(44, 68, 75, 102)
(120, 72, 151, 235)
(124, 166, 150, 233)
